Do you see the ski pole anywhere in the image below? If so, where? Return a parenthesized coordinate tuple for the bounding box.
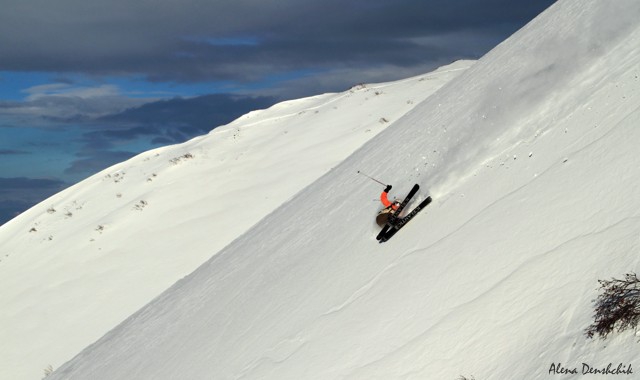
(357, 171, 387, 187)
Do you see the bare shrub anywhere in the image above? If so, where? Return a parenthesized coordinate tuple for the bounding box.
(586, 273, 640, 339)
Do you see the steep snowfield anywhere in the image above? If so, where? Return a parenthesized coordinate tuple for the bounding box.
(45, 0, 640, 379)
(0, 62, 471, 380)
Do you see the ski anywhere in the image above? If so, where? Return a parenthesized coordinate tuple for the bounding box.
(376, 225, 391, 241)
(388, 184, 419, 225)
(376, 184, 419, 241)
(380, 196, 432, 242)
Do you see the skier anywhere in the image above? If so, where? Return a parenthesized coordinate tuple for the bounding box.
(376, 185, 400, 227)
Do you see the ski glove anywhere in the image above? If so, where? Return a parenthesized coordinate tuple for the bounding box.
(384, 185, 392, 192)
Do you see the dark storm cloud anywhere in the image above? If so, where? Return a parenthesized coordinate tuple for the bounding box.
(63, 150, 137, 176)
(96, 94, 278, 138)
(0, 200, 30, 225)
(0, 177, 65, 191)
(0, 177, 68, 225)
(67, 93, 277, 156)
(0, 149, 30, 155)
(1, 0, 556, 84)
(0, 84, 152, 121)
(1, 89, 277, 180)
(62, 93, 277, 177)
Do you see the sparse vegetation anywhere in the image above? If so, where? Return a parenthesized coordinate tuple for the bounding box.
(169, 153, 194, 165)
(586, 273, 640, 339)
(133, 200, 148, 211)
(104, 172, 126, 183)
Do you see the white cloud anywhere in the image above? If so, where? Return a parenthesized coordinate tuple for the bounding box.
(1, 84, 156, 121)
(23, 83, 122, 101)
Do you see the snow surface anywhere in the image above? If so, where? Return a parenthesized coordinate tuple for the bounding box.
(0, 61, 471, 380)
(6, 0, 640, 378)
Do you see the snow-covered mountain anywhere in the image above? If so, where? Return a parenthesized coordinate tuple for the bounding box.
(0, 60, 471, 380)
(5, 0, 640, 378)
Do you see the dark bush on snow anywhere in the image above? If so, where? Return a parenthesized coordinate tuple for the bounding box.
(586, 273, 640, 339)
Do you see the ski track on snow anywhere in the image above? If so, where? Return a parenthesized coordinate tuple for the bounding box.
(235, 338, 309, 380)
(346, 215, 640, 380)
(339, 114, 640, 378)
(320, 263, 400, 317)
(423, 106, 636, 255)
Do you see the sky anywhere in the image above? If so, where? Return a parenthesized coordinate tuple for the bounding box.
(0, 0, 556, 225)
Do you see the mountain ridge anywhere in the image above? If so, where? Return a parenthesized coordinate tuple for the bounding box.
(0, 59, 472, 380)
(47, 0, 640, 378)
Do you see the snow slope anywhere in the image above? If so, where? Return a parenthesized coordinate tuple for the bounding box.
(0, 62, 471, 380)
(46, 0, 640, 379)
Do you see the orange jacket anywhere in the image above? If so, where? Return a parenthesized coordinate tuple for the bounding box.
(380, 190, 399, 210)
